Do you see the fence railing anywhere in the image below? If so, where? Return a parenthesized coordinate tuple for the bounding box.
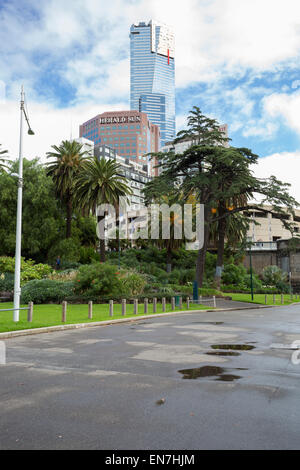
(192, 296, 217, 308)
(0, 302, 33, 322)
(0, 297, 218, 325)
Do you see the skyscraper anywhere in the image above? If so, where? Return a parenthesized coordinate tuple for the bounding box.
(130, 20, 175, 146)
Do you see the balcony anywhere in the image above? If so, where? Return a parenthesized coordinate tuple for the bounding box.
(246, 242, 278, 251)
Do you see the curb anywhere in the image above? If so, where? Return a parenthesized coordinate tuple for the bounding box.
(0, 303, 276, 340)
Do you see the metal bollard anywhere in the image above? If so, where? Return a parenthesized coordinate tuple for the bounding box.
(109, 300, 114, 317)
(153, 298, 157, 313)
(27, 302, 33, 322)
(62, 301, 67, 323)
(122, 299, 126, 316)
(144, 298, 148, 314)
(162, 297, 166, 312)
(187, 297, 190, 309)
(213, 296, 216, 308)
(171, 297, 175, 310)
(134, 299, 138, 315)
(88, 301, 93, 319)
(281, 294, 284, 305)
(265, 295, 267, 305)
(179, 297, 182, 309)
(199, 295, 203, 305)
(273, 294, 276, 305)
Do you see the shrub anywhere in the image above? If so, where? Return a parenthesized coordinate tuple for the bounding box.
(244, 273, 263, 290)
(74, 263, 124, 298)
(21, 279, 75, 304)
(0, 256, 52, 286)
(20, 263, 52, 284)
(48, 269, 78, 282)
(221, 263, 247, 285)
(0, 256, 17, 273)
(262, 265, 288, 286)
(121, 272, 147, 296)
(0, 272, 14, 292)
(275, 281, 290, 294)
(79, 246, 99, 265)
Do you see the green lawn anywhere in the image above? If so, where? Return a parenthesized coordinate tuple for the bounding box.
(0, 301, 210, 333)
(229, 293, 300, 306)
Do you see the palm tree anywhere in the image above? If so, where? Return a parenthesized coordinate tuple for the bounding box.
(0, 144, 9, 172)
(46, 140, 89, 238)
(73, 157, 132, 262)
(152, 194, 184, 273)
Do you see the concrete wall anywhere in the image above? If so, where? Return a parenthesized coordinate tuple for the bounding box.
(243, 252, 278, 275)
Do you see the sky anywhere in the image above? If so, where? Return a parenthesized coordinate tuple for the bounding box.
(1, 0, 300, 201)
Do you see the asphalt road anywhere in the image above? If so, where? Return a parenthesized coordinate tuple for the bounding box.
(1, 303, 300, 450)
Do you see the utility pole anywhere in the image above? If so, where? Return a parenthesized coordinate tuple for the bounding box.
(249, 241, 254, 301)
(13, 86, 34, 321)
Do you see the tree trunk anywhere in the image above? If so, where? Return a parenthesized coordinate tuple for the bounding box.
(66, 195, 72, 239)
(196, 206, 210, 287)
(214, 206, 226, 290)
(166, 248, 172, 273)
(97, 214, 106, 262)
(100, 239, 106, 262)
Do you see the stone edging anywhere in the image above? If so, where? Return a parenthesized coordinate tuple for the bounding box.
(0, 303, 277, 340)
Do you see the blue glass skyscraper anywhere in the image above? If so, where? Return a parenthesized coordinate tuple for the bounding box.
(130, 20, 175, 146)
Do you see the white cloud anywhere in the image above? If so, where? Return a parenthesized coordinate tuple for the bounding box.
(263, 90, 300, 135)
(254, 151, 300, 203)
(2, 0, 300, 102)
(0, 99, 127, 162)
(2, 0, 300, 168)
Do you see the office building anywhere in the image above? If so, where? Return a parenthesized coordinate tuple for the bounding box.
(79, 110, 160, 175)
(130, 20, 175, 146)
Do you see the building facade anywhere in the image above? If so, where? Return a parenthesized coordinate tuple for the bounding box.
(161, 124, 229, 154)
(93, 144, 150, 209)
(75, 137, 94, 156)
(79, 110, 160, 174)
(92, 143, 150, 242)
(245, 206, 300, 243)
(130, 20, 175, 146)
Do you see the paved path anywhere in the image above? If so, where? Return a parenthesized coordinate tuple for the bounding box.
(1, 304, 300, 449)
(214, 298, 262, 309)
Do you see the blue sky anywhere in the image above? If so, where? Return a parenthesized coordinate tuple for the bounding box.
(1, 0, 300, 199)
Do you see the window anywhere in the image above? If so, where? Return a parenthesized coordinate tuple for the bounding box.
(272, 213, 290, 220)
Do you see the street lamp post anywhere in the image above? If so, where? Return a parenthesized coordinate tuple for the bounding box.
(249, 242, 254, 301)
(13, 86, 34, 322)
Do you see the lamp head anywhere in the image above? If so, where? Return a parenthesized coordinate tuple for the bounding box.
(28, 128, 35, 135)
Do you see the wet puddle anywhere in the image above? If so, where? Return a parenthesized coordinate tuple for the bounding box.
(211, 344, 255, 351)
(178, 365, 246, 382)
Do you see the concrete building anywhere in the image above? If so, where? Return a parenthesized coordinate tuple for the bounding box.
(245, 206, 300, 243)
(130, 20, 175, 146)
(74, 137, 94, 156)
(161, 124, 229, 154)
(91, 143, 150, 243)
(79, 110, 160, 175)
(95, 144, 151, 210)
(242, 206, 300, 287)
